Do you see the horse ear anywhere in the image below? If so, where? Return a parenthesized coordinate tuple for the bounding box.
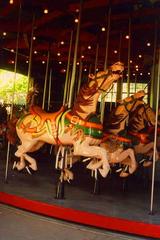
(88, 73, 95, 80)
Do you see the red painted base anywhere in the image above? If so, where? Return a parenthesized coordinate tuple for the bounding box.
(0, 192, 160, 238)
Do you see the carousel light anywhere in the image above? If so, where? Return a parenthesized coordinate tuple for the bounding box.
(88, 45, 91, 50)
(135, 65, 138, 68)
(42, 61, 45, 64)
(140, 73, 143, 76)
(96, 68, 99, 72)
(11, 49, 14, 52)
(84, 68, 87, 72)
(60, 41, 64, 45)
(147, 42, 151, 46)
(81, 55, 84, 58)
(11, 60, 14, 64)
(76, 62, 80, 65)
(44, 9, 48, 14)
(148, 72, 151, 75)
(76, 9, 79, 12)
(26, 60, 29, 63)
(34, 50, 37, 54)
(59, 61, 62, 64)
(74, 18, 79, 23)
(63, 69, 66, 72)
(9, 0, 14, 4)
(57, 52, 61, 56)
(114, 50, 118, 54)
(130, 60, 133, 63)
(101, 27, 106, 32)
(133, 73, 135, 76)
(126, 73, 128, 76)
(138, 54, 142, 58)
(33, 36, 36, 40)
(3, 32, 7, 36)
(125, 35, 129, 39)
(136, 68, 139, 71)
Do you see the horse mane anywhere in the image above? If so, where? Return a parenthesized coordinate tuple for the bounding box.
(128, 103, 152, 132)
(72, 80, 98, 117)
(104, 104, 128, 131)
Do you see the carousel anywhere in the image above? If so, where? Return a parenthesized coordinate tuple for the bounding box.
(0, 0, 160, 238)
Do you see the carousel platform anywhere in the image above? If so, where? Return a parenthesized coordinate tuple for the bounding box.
(0, 146, 160, 239)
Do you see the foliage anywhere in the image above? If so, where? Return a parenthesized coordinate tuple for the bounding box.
(0, 69, 28, 105)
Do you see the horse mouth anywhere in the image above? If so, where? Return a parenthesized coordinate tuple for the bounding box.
(112, 70, 123, 75)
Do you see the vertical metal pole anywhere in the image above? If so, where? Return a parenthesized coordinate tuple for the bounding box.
(42, 46, 50, 110)
(127, 17, 131, 97)
(150, 50, 160, 214)
(150, 20, 158, 109)
(77, 60, 83, 95)
(68, 0, 83, 108)
(116, 32, 122, 105)
(27, 14, 35, 93)
(135, 74, 137, 93)
(5, 3, 22, 182)
(100, 7, 111, 123)
(94, 43, 99, 75)
(63, 31, 73, 106)
(47, 68, 52, 111)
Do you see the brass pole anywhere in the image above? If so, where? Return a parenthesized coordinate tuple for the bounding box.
(47, 68, 52, 111)
(94, 43, 99, 75)
(42, 46, 50, 110)
(5, 2, 22, 182)
(63, 31, 73, 106)
(150, 20, 158, 109)
(127, 17, 131, 97)
(27, 14, 35, 93)
(100, 7, 111, 123)
(77, 60, 83, 94)
(150, 31, 159, 215)
(68, 0, 83, 108)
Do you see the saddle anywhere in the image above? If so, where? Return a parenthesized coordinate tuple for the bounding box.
(30, 105, 65, 122)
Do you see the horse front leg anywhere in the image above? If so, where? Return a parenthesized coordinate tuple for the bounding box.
(73, 140, 110, 178)
(116, 148, 137, 177)
(13, 155, 26, 171)
(134, 142, 159, 167)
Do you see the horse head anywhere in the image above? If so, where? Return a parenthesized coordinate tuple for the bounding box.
(88, 61, 124, 92)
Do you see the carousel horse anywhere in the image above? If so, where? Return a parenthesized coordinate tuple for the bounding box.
(14, 62, 124, 180)
(127, 103, 160, 167)
(100, 91, 147, 175)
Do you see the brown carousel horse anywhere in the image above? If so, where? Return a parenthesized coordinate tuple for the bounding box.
(127, 103, 160, 167)
(14, 62, 124, 180)
(100, 91, 146, 177)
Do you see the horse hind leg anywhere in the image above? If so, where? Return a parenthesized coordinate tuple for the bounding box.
(15, 142, 38, 172)
(74, 142, 110, 178)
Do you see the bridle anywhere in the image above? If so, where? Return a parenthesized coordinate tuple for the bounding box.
(95, 69, 123, 92)
(122, 97, 139, 113)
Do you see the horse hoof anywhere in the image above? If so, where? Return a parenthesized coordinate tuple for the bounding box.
(119, 171, 130, 178)
(143, 161, 152, 168)
(25, 166, 37, 175)
(98, 167, 110, 178)
(28, 164, 38, 171)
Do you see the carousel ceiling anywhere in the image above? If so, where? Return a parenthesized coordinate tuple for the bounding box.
(0, 0, 159, 82)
